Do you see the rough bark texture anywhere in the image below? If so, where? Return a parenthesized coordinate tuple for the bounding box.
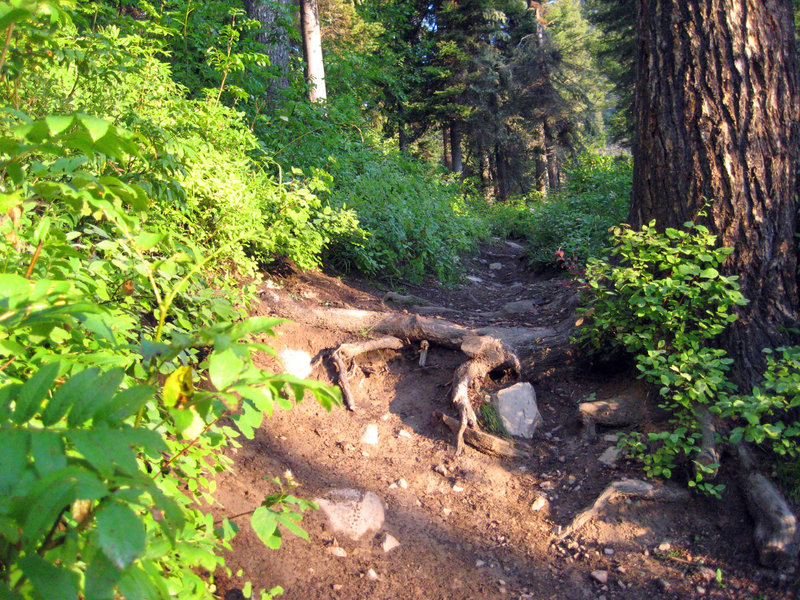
(632, 0, 800, 386)
(243, 0, 291, 95)
(299, 0, 327, 102)
(450, 121, 463, 173)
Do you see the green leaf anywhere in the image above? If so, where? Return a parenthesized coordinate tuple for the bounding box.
(14, 361, 60, 424)
(30, 430, 66, 477)
(19, 555, 79, 600)
(699, 267, 719, 279)
(117, 566, 159, 600)
(22, 477, 77, 548)
(84, 549, 121, 600)
(134, 231, 164, 252)
(208, 348, 243, 391)
(67, 367, 125, 426)
(96, 501, 145, 569)
(45, 115, 75, 137)
(0, 582, 24, 600)
(78, 115, 111, 142)
(251, 505, 281, 549)
(42, 367, 100, 426)
(0, 428, 29, 496)
(68, 428, 139, 478)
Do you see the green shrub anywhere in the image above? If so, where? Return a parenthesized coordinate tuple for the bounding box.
(577, 218, 745, 494)
(0, 4, 343, 598)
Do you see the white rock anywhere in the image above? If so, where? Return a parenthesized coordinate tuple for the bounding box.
(466, 275, 484, 284)
(489, 262, 503, 270)
(452, 485, 464, 493)
(598, 446, 621, 467)
(361, 424, 379, 445)
(279, 348, 313, 379)
(493, 382, 542, 438)
(531, 496, 548, 511)
(476, 560, 486, 567)
(602, 433, 620, 443)
(327, 546, 348, 558)
(591, 570, 609, 584)
(314, 489, 385, 541)
(367, 569, 378, 580)
(382, 534, 401, 553)
(398, 478, 408, 489)
(398, 429, 412, 439)
(442, 508, 452, 516)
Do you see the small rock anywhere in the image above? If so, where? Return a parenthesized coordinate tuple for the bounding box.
(697, 567, 716, 583)
(332, 584, 343, 591)
(604, 547, 615, 555)
(476, 560, 486, 567)
(398, 478, 408, 489)
(493, 382, 543, 438)
(452, 485, 464, 493)
(398, 429, 412, 439)
(366, 569, 378, 580)
(602, 433, 619, 443)
(388, 483, 398, 489)
(591, 570, 609, 584)
(315, 489, 385, 541)
(598, 446, 621, 467)
(279, 348, 312, 379)
(434, 464, 449, 476)
(531, 496, 548, 512)
(540, 481, 554, 490)
(328, 547, 348, 558)
(558, 456, 566, 463)
(696, 585, 706, 595)
(657, 541, 672, 552)
(466, 275, 484, 284)
(361, 424, 379, 445)
(567, 475, 576, 485)
(502, 299, 536, 314)
(382, 534, 400, 553)
(443, 508, 452, 516)
(489, 262, 503, 270)
(381, 413, 390, 421)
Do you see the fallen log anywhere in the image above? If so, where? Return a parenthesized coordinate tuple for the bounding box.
(556, 479, 690, 541)
(735, 443, 799, 569)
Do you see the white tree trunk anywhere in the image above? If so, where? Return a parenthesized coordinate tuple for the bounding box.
(299, 0, 327, 102)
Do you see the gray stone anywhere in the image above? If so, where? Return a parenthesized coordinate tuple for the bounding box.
(315, 489, 385, 540)
(502, 300, 536, 315)
(489, 262, 503, 270)
(466, 275, 484, 284)
(598, 446, 621, 467)
(382, 534, 400, 553)
(591, 570, 609, 585)
(493, 382, 542, 438)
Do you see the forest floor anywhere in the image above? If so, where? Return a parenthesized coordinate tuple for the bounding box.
(213, 239, 799, 600)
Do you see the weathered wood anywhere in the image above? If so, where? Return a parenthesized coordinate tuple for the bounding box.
(418, 340, 429, 367)
(435, 412, 531, 459)
(693, 406, 719, 480)
(735, 443, 799, 569)
(556, 479, 690, 541)
(332, 336, 404, 411)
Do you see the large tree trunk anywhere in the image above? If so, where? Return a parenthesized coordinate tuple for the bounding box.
(631, 0, 800, 387)
(243, 0, 292, 97)
(299, 0, 327, 102)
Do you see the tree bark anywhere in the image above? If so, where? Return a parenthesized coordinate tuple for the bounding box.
(299, 0, 327, 102)
(494, 143, 509, 200)
(442, 126, 452, 171)
(631, 0, 800, 387)
(243, 0, 292, 97)
(450, 121, 463, 173)
(544, 121, 560, 192)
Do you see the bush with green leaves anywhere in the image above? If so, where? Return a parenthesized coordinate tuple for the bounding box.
(577, 218, 746, 494)
(0, 3, 343, 599)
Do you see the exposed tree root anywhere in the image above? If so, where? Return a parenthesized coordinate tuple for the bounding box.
(735, 444, 800, 569)
(262, 288, 575, 455)
(693, 406, 720, 479)
(332, 336, 404, 410)
(555, 479, 690, 541)
(435, 412, 532, 459)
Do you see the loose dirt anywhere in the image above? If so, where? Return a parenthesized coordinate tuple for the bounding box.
(212, 240, 799, 600)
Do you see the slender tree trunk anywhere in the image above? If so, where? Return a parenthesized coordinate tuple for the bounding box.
(544, 122, 560, 192)
(243, 0, 291, 97)
(632, 0, 800, 387)
(442, 126, 452, 171)
(534, 124, 548, 194)
(299, 0, 327, 102)
(494, 144, 509, 200)
(450, 121, 463, 173)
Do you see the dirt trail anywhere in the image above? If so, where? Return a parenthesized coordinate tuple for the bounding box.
(213, 240, 798, 600)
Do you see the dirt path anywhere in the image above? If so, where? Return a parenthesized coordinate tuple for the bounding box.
(213, 240, 798, 600)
